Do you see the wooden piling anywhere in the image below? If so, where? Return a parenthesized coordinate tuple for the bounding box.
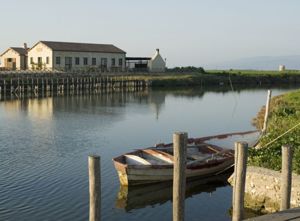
(281, 145, 293, 211)
(232, 142, 248, 221)
(89, 155, 101, 221)
(3, 80, 6, 97)
(173, 132, 187, 221)
(262, 90, 272, 134)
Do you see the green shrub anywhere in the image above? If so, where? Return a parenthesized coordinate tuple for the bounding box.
(249, 90, 300, 173)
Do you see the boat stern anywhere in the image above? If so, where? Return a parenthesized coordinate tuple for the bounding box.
(113, 156, 129, 186)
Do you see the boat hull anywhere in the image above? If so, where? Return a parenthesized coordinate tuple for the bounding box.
(114, 157, 234, 186)
(113, 130, 259, 186)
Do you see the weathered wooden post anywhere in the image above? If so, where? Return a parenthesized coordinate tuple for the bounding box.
(10, 78, 13, 94)
(89, 155, 101, 221)
(173, 132, 187, 221)
(281, 145, 293, 211)
(3, 79, 6, 98)
(232, 142, 248, 221)
(262, 90, 272, 134)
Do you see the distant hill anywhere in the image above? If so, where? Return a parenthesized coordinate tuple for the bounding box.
(208, 55, 300, 70)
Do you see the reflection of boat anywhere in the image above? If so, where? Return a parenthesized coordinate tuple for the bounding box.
(113, 131, 259, 186)
(115, 172, 232, 212)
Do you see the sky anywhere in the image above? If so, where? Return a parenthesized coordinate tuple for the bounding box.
(1, 0, 300, 68)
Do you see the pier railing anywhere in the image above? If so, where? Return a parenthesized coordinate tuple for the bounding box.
(0, 74, 149, 100)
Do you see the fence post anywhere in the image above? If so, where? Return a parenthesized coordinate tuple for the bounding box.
(173, 132, 187, 221)
(232, 142, 248, 221)
(89, 155, 101, 221)
(281, 145, 293, 211)
(262, 90, 272, 134)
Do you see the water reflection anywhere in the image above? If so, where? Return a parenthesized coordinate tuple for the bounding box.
(115, 172, 232, 212)
(0, 86, 298, 221)
(1, 85, 297, 120)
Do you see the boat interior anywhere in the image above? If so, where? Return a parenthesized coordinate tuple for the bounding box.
(116, 143, 233, 166)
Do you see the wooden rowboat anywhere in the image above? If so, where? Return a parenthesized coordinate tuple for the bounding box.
(113, 130, 259, 186)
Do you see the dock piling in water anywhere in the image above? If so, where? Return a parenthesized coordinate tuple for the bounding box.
(173, 132, 187, 221)
(0, 74, 148, 100)
(89, 155, 101, 221)
(232, 142, 248, 221)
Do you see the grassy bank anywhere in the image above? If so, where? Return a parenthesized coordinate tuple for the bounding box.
(1, 69, 300, 87)
(206, 69, 300, 76)
(125, 69, 300, 87)
(249, 89, 300, 173)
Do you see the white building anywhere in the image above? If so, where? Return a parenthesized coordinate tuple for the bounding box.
(27, 41, 126, 71)
(0, 46, 28, 70)
(279, 65, 286, 71)
(148, 49, 166, 72)
(126, 49, 166, 72)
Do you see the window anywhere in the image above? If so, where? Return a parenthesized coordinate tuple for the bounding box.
(111, 58, 115, 66)
(84, 57, 88, 65)
(30, 57, 33, 64)
(65, 57, 72, 70)
(7, 58, 12, 62)
(118, 58, 123, 66)
(92, 58, 96, 65)
(46, 57, 49, 64)
(101, 58, 107, 68)
(75, 57, 80, 65)
(37, 57, 42, 69)
(38, 57, 42, 64)
(56, 57, 61, 65)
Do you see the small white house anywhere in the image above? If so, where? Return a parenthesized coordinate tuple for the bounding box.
(148, 49, 166, 72)
(0, 46, 28, 70)
(279, 65, 286, 71)
(27, 41, 126, 71)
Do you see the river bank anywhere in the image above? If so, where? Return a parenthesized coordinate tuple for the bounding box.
(249, 89, 300, 173)
(229, 89, 300, 214)
(1, 70, 300, 88)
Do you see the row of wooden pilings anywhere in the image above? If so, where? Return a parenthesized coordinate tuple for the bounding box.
(88, 133, 293, 221)
(0, 76, 148, 98)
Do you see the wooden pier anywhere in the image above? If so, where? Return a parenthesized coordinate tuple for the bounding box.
(0, 73, 149, 100)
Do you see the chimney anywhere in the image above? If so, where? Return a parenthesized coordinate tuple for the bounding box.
(24, 43, 28, 50)
(156, 48, 160, 54)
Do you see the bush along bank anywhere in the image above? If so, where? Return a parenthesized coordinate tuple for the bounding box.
(249, 89, 300, 173)
(149, 71, 300, 87)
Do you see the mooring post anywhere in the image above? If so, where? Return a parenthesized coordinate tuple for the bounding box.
(3, 79, 6, 97)
(262, 90, 272, 134)
(89, 155, 101, 221)
(232, 142, 248, 221)
(173, 132, 187, 221)
(281, 145, 293, 211)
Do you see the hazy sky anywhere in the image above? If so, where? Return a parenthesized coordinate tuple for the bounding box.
(1, 0, 300, 68)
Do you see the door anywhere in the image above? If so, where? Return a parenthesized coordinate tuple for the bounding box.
(65, 57, 72, 70)
(101, 58, 107, 71)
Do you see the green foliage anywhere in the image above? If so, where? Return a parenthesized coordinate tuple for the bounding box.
(249, 90, 300, 173)
(206, 69, 300, 77)
(166, 66, 205, 74)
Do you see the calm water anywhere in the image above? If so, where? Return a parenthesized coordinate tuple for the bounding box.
(0, 86, 296, 221)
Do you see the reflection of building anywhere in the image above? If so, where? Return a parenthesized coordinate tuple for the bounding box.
(0, 45, 28, 70)
(126, 49, 166, 72)
(148, 90, 166, 119)
(27, 98, 53, 120)
(3, 97, 53, 120)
